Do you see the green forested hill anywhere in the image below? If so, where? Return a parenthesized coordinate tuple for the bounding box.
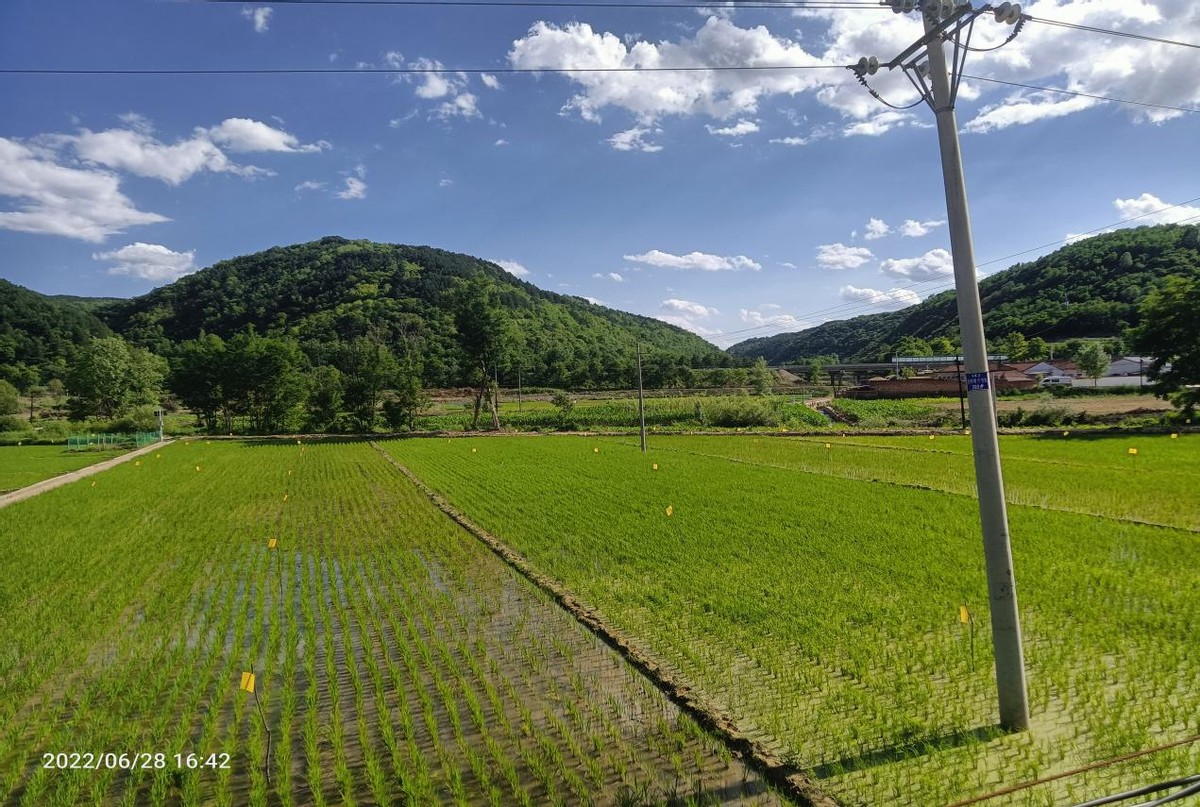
(98, 237, 724, 387)
(730, 224, 1200, 363)
(0, 279, 111, 385)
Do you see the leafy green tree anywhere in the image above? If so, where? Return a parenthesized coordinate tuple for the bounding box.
(67, 337, 166, 419)
(996, 332, 1030, 361)
(1132, 273, 1200, 415)
(341, 336, 399, 432)
(226, 332, 308, 433)
(749, 357, 773, 395)
(172, 334, 229, 431)
(1075, 342, 1110, 387)
(551, 391, 575, 429)
(46, 378, 65, 407)
(893, 336, 932, 358)
(927, 336, 957, 356)
(452, 275, 513, 429)
(307, 366, 345, 432)
(0, 379, 18, 416)
(382, 354, 428, 432)
(1026, 337, 1049, 361)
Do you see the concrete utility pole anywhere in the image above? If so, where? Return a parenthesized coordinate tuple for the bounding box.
(855, 0, 1030, 730)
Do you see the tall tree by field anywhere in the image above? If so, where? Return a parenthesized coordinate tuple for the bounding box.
(382, 356, 429, 432)
(1132, 271, 1200, 415)
(172, 333, 229, 431)
(1075, 342, 1110, 387)
(452, 275, 513, 430)
(226, 332, 309, 433)
(0, 379, 19, 416)
(67, 337, 166, 419)
(750, 357, 772, 395)
(306, 365, 345, 432)
(341, 336, 399, 432)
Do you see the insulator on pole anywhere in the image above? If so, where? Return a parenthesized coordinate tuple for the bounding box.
(890, 0, 918, 14)
(993, 2, 1022, 24)
(855, 56, 881, 75)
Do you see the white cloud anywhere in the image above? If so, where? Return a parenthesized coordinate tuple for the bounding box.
(624, 249, 760, 271)
(864, 218, 890, 240)
(592, 271, 625, 282)
(816, 243, 873, 270)
(494, 138, 509, 146)
(739, 308, 810, 333)
(438, 178, 453, 187)
(964, 92, 1096, 134)
(880, 248, 954, 281)
(508, 17, 826, 124)
(760, 302, 781, 309)
(337, 166, 367, 200)
(94, 242, 197, 282)
(661, 298, 718, 317)
(1112, 192, 1200, 225)
(402, 57, 483, 119)
(337, 177, 366, 199)
(843, 111, 917, 137)
(839, 284, 921, 309)
(656, 314, 722, 337)
(38, 117, 322, 186)
(900, 218, 944, 238)
(508, 4, 1200, 140)
(294, 180, 325, 193)
(0, 137, 169, 242)
(242, 6, 272, 33)
(583, 296, 605, 305)
(60, 128, 258, 185)
(494, 259, 530, 277)
(608, 126, 662, 153)
(481, 73, 502, 90)
(779, 261, 797, 269)
(706, 119, 759, 137)
(768, 136, 809, 146)
(207, 118, 327, 153)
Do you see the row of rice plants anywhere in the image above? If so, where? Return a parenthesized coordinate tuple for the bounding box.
(384, 435, 1200, 806)
(645, 433, 1200, 530)
(1, 439, 776, 805)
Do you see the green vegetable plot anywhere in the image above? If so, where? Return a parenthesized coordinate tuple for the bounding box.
(385, 434, 1200, 806)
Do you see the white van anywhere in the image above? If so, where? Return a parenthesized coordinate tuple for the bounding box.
(1039, 375, 1072, 387)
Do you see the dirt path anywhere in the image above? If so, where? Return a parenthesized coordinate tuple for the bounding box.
(0, 440, 172, 510)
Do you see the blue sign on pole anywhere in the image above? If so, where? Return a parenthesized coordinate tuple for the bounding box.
(966, 372, 989, 391)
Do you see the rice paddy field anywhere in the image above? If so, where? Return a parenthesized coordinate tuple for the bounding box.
(0, 445, 126, 494)
(382, 432, 1200, 806)
(0, 440, 777, 806)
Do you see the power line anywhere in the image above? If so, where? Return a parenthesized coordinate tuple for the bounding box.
(0, 64, 850, 75)
(961, 74, 1200, 116)
(199, 0, 886, 8)
(1025, 15, 1200, 52)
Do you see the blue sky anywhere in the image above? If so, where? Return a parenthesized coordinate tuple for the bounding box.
(2, 0, 1198, 347)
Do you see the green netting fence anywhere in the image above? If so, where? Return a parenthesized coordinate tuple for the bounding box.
(67, 432, 160, 451)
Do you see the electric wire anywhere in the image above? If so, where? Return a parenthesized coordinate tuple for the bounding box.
(961, 74, 1200, 116)
(1025, 16, 1200, 52)
(0, 64, 850, 75)
(198, 0, 886, 8)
